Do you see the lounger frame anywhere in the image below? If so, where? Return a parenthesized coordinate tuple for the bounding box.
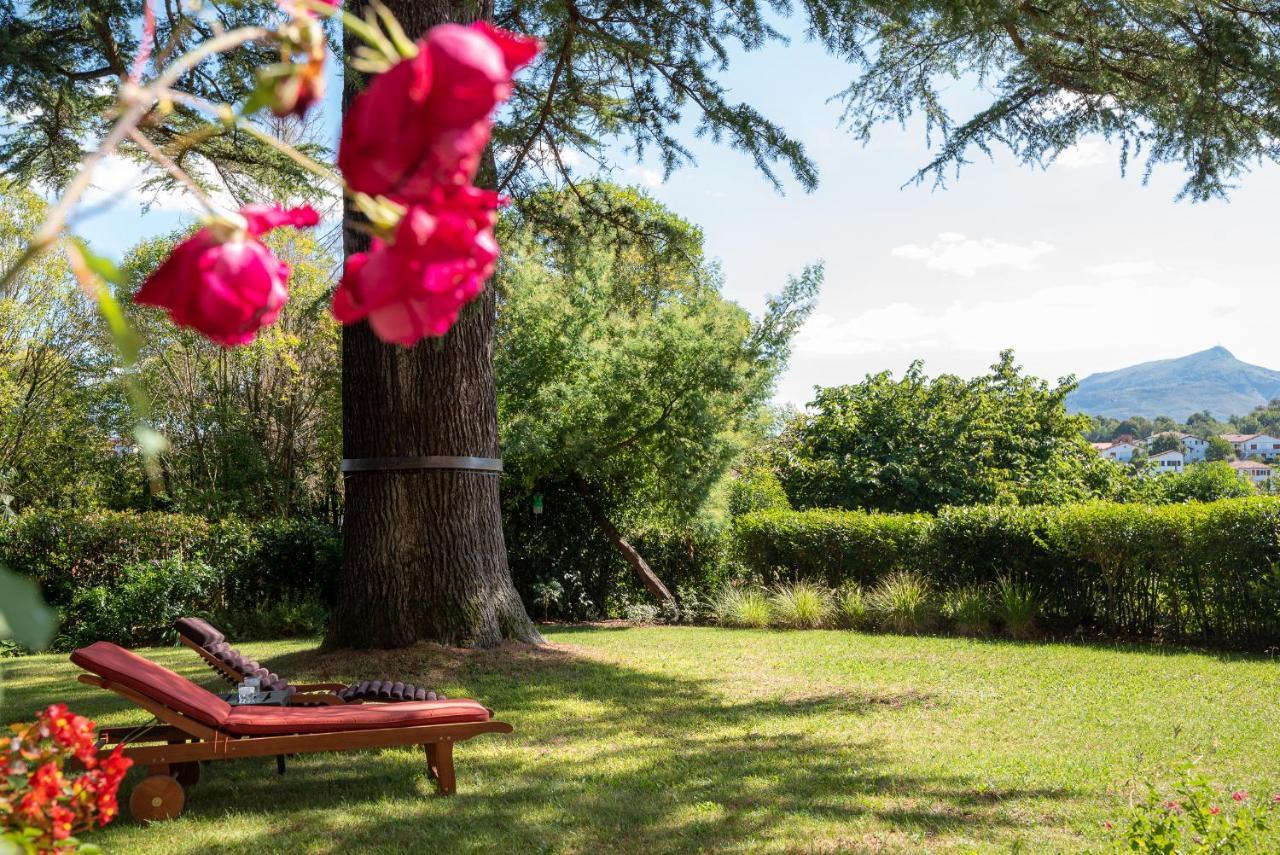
(80, 673, 511, 819)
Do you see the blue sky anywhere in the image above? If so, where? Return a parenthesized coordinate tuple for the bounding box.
(77, 17, 1280, 409)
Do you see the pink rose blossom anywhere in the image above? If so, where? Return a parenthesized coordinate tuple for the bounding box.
(331, 189, 500, 346)
(338, 22, 539, 198)
(135, 205, 319, 346)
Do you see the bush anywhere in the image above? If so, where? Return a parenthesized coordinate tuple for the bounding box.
(623, 602, 660, 625)
(733, 498, 1280, 648)
(734, 508, 933, 588)
(711, 585, 772, 628)
(1107, 766, 1278, 853)
(58, 557, 221, 648)
(727, 468, 791, 518)
(0, 509, 340, 650)
(834, 584, 871, 630)
(941, 585, 993, 636)
(995, 576, 1038, 639)
(769, 581, 833, 629)
(867, 571, 938, 634)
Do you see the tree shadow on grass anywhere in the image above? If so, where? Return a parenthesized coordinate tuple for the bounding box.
(78, 639, 1082, 854)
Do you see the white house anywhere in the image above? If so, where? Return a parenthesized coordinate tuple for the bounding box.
(1175, 433, 1210, 462)
(1147, 449, 1184, 475)
(1230, 459, 1273, 484)
(1221, 433, 1280, 461)
(1092, 440, 1141, 463)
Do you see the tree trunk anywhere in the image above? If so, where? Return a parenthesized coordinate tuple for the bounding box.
(573, 476, 674, 604)
(328, 0, 542, 648)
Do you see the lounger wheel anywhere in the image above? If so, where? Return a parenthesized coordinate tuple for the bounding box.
(173, 761, 201, 787)
(130, 774, 185, 822)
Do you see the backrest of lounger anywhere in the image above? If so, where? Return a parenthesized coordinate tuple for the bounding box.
(174, 616, 224, 647)
(70, 641, 231, 729)
(173, 617, 293, 693)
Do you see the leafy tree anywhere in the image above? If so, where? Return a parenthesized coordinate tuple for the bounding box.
(776, 351, 1100, 513)
(119, 228, 342, 519)
(496, 184, 817, 600)
(1186, 410, 1227, 436)
(0, 186, 118, 511)
(1148, 433, 1185, 455)
(1143, 461, 1254, 503)
(1205, 436, 1236, 462)
(1114, 417, 1154, 440)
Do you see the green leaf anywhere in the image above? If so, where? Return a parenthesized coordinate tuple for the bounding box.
(69, 236, 124, 284)
(0, 564, 56, 650)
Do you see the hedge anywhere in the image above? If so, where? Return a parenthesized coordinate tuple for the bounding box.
(734, 498, 1280, 648)
(0, 510, 340, 648)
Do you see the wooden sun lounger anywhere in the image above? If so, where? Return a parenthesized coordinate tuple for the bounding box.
(71, 642, 512, 822)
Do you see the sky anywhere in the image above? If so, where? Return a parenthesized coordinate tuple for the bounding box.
(75, 17, 1280, 410)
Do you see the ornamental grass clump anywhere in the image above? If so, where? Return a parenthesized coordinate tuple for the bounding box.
(996, 576, 1039, 639)
(867, 571, 939, 634)
(834, 584, 872, 630)
(711, 585, 772, 629)
(769, 581, 834, 629)
(941, 584, 994, 636)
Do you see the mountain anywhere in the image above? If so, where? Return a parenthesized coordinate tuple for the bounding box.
(1066, 347, 1280, 420)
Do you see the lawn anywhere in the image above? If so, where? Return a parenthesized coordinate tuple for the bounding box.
(3, 626, 1278, 853)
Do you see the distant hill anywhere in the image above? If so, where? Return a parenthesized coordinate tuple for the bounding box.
(1066, 347, 1280, 420)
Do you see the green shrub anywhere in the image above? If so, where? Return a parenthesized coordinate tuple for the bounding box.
(1106, 766, 1278, 853)
(728, 498, 1280, 648)
(727, 468, 791, 518)
(58, 557, 221, 648)
(734, 508, 934, 588)
(210, 595, 328, 641)
(995, 576, 1038, 639)
(623, 602, 660, 625)
(867, 571, 938, 634)
(711, 585, 772, 628)
(941, 585, 993, 636)
(769, 581, 833, 629)
(834, 584, 871, 630)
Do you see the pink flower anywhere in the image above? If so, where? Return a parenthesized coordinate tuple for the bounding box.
(331, 188, 500, 345)
(338, 22, 539, 198)
(135, 205, 319, 346)
(1209, 805, 1221, 815)
(1163, 800, 1182, 814)
(1233, 791, 1248, 802)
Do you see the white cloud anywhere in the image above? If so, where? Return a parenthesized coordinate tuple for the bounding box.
(623, 165, 663, 188)
(1055, 140, 1111, 169)
(890, 232, 1054, 278)
(795, 274, 1251, 367)
(1083, 260, 1167, 278)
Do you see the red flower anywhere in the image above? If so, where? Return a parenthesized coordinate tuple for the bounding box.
(135, 205, 319, 346)
(49, 804, 75, 841)
(30, 763, 65, 803)
(1233, 790, 1248, 802)
(338, 22, 539, 198)
(331, 188, 500, 345)
(1209, 805, 1221, 815)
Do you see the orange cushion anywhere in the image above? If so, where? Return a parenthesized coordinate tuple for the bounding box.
(224, 699, 493, 736)
(70, 641, 232, 729)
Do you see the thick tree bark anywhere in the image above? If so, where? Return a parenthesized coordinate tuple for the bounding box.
(328, 0, 542, 648)
(573, 476, 674, 604)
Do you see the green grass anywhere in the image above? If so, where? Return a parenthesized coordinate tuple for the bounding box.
(4, 627, 1280, 853)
